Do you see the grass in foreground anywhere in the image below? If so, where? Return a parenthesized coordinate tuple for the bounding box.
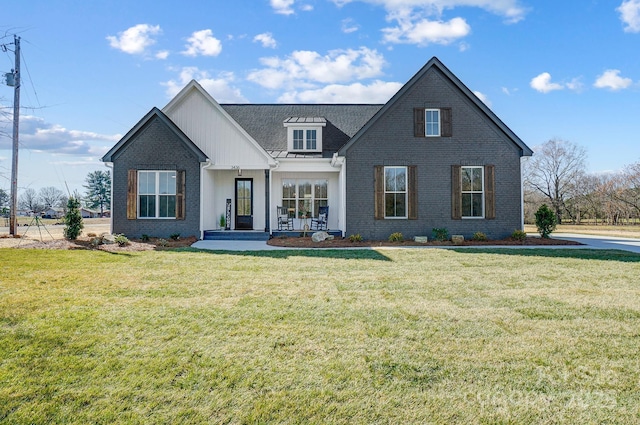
(1, 247, 639, 424)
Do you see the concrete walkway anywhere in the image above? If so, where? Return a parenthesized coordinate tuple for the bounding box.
(191, 234, 640, 254)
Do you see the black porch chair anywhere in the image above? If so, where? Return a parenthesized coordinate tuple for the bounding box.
(311, 206, 329, 230)
(277, 206, 293, 230)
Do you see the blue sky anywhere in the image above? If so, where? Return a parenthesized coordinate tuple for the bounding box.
(2, 0, 640, 194)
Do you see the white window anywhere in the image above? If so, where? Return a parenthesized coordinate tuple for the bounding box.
(138, 171, 176, 218)
(384, 166, 407, 218)
(461, 166, 484, 218)
(282, 179, 328, 218)
(425, 109, 440, 137)
(284, 118, 325, 152)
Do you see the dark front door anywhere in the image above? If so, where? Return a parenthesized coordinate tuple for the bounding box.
(235, 178, 253, 229)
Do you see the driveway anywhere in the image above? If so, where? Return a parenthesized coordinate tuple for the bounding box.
(552, 233, 640, 254)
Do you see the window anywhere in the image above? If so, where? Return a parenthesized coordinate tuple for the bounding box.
(461, 166, 484, 218)
(451, 165, 495, 220)
(384, 166, 407, 218)
(138, 171, 176, 218)
(293, 130, 304, 150)
(414, 107, 452, 137)
(425, 109, 440, 136)
(282, 179, 328, 218)
(284, 118, 325, 152)
(306, 129, 317, 150)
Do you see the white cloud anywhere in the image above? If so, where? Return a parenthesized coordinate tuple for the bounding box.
(254, 32, 277, 49)
(271, 0, 295, 14)
(0, 115, 120, 155)
(278, 80, 403, 103)
(182, 29, 222, 57)
(530, 72, 564, 93)
(473, 90, 491, 107)
(618, 0, 640, 32)
(106, 24, 161, 55)
(382, 16, 470, 45)
(155, 50, 170, 60)
(247, 47, 387, 89)
(341, 18, 360, 33)
(163, 67, 248, 103)
(594, 69, 633, 91)
(330, 0, 527, 46)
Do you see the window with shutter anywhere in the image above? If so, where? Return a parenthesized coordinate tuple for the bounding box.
(414, 108, 452, 138)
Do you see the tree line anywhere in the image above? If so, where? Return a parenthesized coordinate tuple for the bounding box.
(524, 139, 640, 225)
(0, 170, 111, 218)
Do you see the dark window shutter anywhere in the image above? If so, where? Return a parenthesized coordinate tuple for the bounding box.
(127, 169, 137, 220)
(451, 165, 461, 220)
(414, 108, 425, 137)
(441, 107, 452, 137)
(374, 165, 384, 220)
(484, 165, 495, 219)
(408, 165, 417, 220)
(175, 170, 186, 220)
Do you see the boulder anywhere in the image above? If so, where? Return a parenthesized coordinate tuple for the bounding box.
(312, 231, 330, 242)
(451, 235, 464, 245)
(101, 233, 116, 244)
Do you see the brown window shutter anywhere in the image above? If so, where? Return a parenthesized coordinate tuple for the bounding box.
(484, 165, 495, 219)
(175, 170, 186, 220)
(451, 165, 461, 220)
(408, 165, 418, 219)
(414, 108, 425, 137)
(374, 165, 384, 220)
(127, 169, 137, 220)
(441, 107, 452, 137)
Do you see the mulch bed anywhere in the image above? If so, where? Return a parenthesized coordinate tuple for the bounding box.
(14, 236, 198, 251)
(267, 236, 583, 248)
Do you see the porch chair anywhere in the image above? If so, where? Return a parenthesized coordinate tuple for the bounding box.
(277, 206, 293, 230)
(311, 206, 329, 230)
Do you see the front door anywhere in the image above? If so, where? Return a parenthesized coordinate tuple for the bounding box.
(235, 178, 253, 229)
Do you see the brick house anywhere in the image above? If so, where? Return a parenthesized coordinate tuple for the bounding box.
(102, 57, 532, 240)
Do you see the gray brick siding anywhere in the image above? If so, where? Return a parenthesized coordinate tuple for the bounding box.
(345, 68, 523, 241)
(111, 116, 201, 239)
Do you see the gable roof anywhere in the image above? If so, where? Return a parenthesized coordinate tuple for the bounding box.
(163, 80, 276, 167)
(338, 56, 533, 157)
(101, 107, 207, 163)
(221, 104, 382, 158)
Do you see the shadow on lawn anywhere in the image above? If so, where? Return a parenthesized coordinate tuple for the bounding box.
(179, 247, 393, 261)
(451, 247, 640, 263)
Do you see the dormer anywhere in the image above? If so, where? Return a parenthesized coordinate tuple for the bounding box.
(284, 117, 326, 153)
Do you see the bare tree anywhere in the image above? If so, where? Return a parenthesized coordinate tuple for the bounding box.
(19, 188, 45, 214)
(610, 161, 640, 221)
(38, 186, 65, 209)
(524, 139, 587, 224)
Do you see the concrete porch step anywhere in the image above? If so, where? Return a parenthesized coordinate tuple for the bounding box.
(203, 230, 270, 241)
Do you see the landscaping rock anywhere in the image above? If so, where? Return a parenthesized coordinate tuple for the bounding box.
(101, 233, 116, 244)
(452, 235, 464, 245)
(414, 236, 429, 243)
(312, 231, 330, 242)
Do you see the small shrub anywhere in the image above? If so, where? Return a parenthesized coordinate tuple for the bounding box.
(63, 197, 84, 240)
(141, 234, 150, 242)
(90, 236, 103, 247)
(157, 238, 168, 247)
(170, 233, 180, 241)
(432, 227, 449, 242)
(219, 214, 226, 228)
(511, 229, 527, 242)
(388, 232, 404, 242)
(472, 232, 488, 242)
(114, 234, 130, 247)
(535, 204, 557, 238)
(348, 234, 363, 242)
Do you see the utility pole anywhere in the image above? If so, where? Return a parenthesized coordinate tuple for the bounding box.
(8, 36, 20, 236)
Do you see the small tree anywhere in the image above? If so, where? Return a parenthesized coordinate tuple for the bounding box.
(535, 204, 557, 238)
(64, 197, 84, 240)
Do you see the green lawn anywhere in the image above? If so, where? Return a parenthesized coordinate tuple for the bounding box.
(1, 247, 639, 424)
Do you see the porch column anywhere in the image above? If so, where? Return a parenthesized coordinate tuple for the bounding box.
(264, 169, 270, 232)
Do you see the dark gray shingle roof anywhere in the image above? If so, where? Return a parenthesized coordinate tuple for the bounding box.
(221, 104, 382, 157)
